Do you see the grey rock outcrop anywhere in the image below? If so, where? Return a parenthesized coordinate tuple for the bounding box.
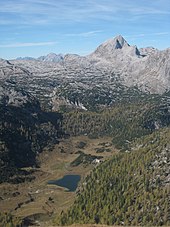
(0, 35, 170, 110)
(37, 53, 64, 62)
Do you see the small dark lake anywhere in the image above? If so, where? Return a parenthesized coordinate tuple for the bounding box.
(48, 174, 81, 192)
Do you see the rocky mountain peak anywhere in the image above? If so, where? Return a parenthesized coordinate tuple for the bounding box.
(0, 58, 12, 66)
(113, 35, 130, 49)
(139, 47, 158, 56)
(97, 35, 129, 51)
(37, 53, 64, 62)
(90, 35, 141, 59)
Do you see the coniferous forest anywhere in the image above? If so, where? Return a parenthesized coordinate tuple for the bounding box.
(53, 95, 170, 226)
(55, 128, 169, 226)
(0, 88, 170, 226)
(1, 92, 170, 226)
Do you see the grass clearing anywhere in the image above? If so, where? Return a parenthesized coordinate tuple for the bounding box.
(0, 136, 116, 226)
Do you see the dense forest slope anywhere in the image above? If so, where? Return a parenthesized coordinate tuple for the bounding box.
(1, 83, 170, 183)
(62, 94, 170, 149)
(56, 128, 170, 226)
(0, 85, 62, 183)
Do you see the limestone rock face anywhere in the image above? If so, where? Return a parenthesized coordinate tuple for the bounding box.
(37, 53, 64, 62)
(0, 35, 170, 111)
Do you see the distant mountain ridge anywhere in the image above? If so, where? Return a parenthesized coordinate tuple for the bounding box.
(37, 53, 64, 62)
(16, 53, 64, 62)
(0, 35, 170, 111)
(14, 35, 155, 62)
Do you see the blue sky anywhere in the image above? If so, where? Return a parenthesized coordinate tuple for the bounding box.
(0, 0, 170, 59)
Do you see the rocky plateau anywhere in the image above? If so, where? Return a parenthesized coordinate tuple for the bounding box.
(0, 35, 170, 111)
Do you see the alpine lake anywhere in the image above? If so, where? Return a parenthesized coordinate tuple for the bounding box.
(48, 174, 81, 192)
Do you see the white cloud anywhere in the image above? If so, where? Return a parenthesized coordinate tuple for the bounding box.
(0, 41, 57, 48)
(65, 30, 103, 37)
(125, 32, 169, 39)
(1, 0, 169, 26)
(153, 32, 169, 36)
